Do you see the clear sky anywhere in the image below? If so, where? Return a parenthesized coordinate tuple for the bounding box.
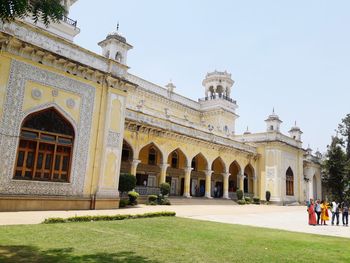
(70, 0, 349, 153)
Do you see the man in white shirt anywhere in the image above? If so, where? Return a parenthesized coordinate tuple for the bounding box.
(331, 200, 340, 226)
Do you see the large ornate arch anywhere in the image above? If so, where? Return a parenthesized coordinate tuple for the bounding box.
(0, 60, 95, 196)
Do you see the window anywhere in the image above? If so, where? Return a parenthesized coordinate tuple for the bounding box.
(191, 158, 197, 171)
(121, 142, 132, 162)
(270, 125, 274, 131)
(171, 151, 178, 168)
(14, 108, 74, 182)
(148, 147, 157, 165)
(286, 167, 294, 196)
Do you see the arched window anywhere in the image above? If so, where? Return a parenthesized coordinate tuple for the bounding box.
(286, 167, 294, 196)
(191, 157, 197, 171)
(171, 151, 178, 168)
(148, 147, 157, 165)
(121, 141, 132, 162)
(115, 52, 122, 62)
(14, 108, 74, 182)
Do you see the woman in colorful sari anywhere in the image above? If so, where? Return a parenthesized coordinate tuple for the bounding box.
(321, 200, 330, 225)
(308, 199, 317, 226)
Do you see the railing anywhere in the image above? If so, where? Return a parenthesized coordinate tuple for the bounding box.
(62, 15, 77, 28)
(135, 186, 160, 196)
(199, 95, 236, 104)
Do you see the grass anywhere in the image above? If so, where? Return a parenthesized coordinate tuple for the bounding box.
(0, 217, 349, 263)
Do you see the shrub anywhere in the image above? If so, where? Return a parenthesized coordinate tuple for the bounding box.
(237, 200, 246, 205)
(236, 189, 243, 200)
(159, 198, 171, 205)
(118, 174, 136, 195)
(148, 201, 157, 206)
(266, 191, 271, 202)
(43, 217, 66, 224)
(42, 211, 176, 224)
(160, 182, 170, 196)
(244, 197, 251, 203)
(253, 197, 260, 204)
(128, 190, 139, 205)
(119, 199, 128, 208)
(148, 195, 158, 203)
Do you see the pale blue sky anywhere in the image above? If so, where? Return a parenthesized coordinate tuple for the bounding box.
(70, 0, 349, 153)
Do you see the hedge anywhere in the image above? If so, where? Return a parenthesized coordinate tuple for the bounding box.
(42, 211, 176, 224)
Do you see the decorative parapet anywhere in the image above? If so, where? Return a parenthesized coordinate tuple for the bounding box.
(0, 21, 128, 78)
(199, 96, 238, 114)
(235, 131, 302, 148)
(126, 74, 201, 110)
(125, 110, 257, 154)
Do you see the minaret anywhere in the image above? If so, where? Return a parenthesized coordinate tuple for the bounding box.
(289, 121, 303, 141)
(98, 24, 133, 66)
(265, 108, 282, 132)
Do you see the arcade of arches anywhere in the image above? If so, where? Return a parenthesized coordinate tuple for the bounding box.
(120, 138, 258, 198)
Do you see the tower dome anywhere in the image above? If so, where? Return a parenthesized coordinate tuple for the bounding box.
(265, 108, 282, 132)
(202, 71, 234, 100)
(98, 25, 133, 65)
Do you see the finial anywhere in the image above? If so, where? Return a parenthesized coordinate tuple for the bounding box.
(117, 22, 119, 32)
(246, 126, 249, 132)
(272, 107, 275, 114)
(294, 120, 297, 126)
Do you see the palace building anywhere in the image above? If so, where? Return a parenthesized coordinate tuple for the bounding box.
(0, 1, 321, 211)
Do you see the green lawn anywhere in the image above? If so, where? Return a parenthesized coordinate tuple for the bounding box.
(0, 217, 349, 263)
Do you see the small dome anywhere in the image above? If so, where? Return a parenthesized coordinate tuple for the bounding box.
(106, 31, 127, 43)
(265, 108, 282, 123)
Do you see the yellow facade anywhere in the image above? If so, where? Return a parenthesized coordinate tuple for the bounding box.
(0, 17, 322, 211)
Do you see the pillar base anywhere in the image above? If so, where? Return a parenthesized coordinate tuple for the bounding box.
(223, 194, 230, 199)
(183, 194, 192, 198)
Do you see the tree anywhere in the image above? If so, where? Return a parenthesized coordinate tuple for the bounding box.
(338, 114, 350, 160)
(0, 0, 66, 26)
(322, 136, 349, 202)
(159, 182, 170, 196)
(118, 174, 136, 196)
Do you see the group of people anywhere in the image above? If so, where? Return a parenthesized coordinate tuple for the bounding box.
(307, 199, 349, 226)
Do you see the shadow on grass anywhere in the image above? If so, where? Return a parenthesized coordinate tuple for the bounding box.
(0, 246, 159, 263)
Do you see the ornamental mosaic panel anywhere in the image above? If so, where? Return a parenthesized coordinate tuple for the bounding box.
(0, 60, 95, 196)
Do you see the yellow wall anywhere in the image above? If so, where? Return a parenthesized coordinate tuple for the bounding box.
(0, 51, 126, 198)
(0, 56, 11, 120)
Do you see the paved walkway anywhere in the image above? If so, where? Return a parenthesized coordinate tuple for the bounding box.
(0, 205, 349, 239)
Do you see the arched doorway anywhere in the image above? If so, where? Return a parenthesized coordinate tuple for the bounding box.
(166, 148, 187, 196)
(136, 143, 163, 189)
(14, 108, 74, 182)
(286, 167, 294, 196)
(229, 161, 240, 195)
(244, 164, 254, 195)
(190, 153, 208, 197)
(120, 140, 134, 174)
(211, 157, 226, 198)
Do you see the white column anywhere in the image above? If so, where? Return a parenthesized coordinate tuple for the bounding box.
(183, 167, 193, 198)
(238, 172, 244, 192)
(223, 172, 230, 199)
(253, 175, 258, 197)
(205, 170, 213, 198)
(130, 159, 141, 176)
(158, 163, 169, 185)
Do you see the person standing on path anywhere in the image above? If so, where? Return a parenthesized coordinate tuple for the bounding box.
(315, 199, 322, 225)
(308, 199, 317, 226)
(331, 200, 340, 226)
(321, 200, 330, 225)
(342, 201, 349, 226)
